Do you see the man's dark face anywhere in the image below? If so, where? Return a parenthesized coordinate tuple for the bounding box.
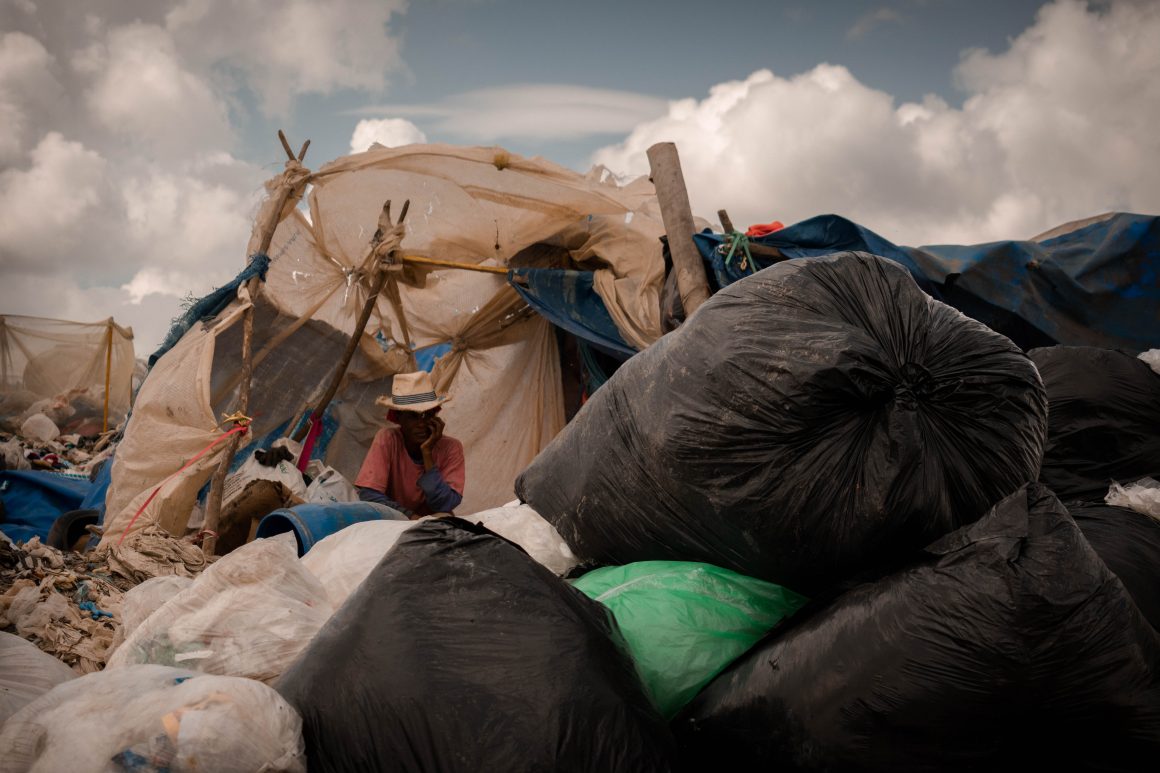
(396, 409, 436, 446)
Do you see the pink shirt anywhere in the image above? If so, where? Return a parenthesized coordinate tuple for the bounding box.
(355, 427, 465, 516)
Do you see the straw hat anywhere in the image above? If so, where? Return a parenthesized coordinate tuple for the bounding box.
(376, 371, 450, 413)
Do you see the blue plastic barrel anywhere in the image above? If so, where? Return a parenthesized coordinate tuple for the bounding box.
(255, 501, 407, 556)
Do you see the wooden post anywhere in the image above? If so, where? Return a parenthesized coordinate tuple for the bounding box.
(292, 199, 409, 443)
(647, 142, 711, 316)
(102, 320, 113, 433)
(201, 131, 310, 556)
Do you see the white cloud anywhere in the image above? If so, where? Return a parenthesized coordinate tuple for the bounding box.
(356, 84, 670, 141)
(165, 0, 408, 116)
(350, 118, 427, 152)
(593, 0, 1160, 246)
(82, 22, 234, 155)
(847, 7, 905, 40)
(0, 0, 408, 355)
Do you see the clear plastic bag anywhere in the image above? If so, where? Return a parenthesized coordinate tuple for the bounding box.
(0, 632, 77, 727)
(106, 535, 332, 683)
(109, 575, 195, 656)
(300, 519, 415, 608)
(1106, 477, 1160, 520)
(304, 461, 359, 504)
(0, 664, 305, 772)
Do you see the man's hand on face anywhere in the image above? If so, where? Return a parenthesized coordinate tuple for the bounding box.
(420, 415, 444, 468)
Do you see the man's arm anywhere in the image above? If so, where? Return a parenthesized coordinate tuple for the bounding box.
(357, 486, 413, 517)
(417, 469, 463, 513)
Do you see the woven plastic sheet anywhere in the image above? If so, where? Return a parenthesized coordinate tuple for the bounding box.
(0, 315, 134, 433)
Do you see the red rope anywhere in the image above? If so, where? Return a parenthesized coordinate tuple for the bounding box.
(116, 424, 250, 546)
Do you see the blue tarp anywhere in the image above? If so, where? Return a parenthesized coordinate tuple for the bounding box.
(0, 470, 91, 543)
(509, 268, 637, 356)
(694, 213, 1160, 353)
(149, 253, 270, 367)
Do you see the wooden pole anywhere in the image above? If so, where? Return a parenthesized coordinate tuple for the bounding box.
(291, 199, 410, 443)
(102, 320, 113, 433)
(202, 131, 309, 556)
(647, 142, 711, 316)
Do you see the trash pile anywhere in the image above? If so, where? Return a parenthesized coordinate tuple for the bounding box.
(2, 251, 1159, 770)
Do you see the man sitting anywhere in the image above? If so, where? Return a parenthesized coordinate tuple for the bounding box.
(354, 371, 465, 518)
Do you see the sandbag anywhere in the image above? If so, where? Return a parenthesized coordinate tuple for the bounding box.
(299, 519, 415, 608)
(573, 561, 806, 719)
(519, 252, 1048, 591)
(277, 518, 676, 772)
(0, 664, 305, 772)
(107, 534, 332, 683)
(1069, 500, 1160, 632)
(0, 632, 76, 727)
(675, 483, 1160, 771)
(1030, 346, 1160, 500)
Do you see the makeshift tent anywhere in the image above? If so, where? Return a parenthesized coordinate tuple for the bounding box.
(0, 315, 135, 434)
(101, 144, 671, 544)
(694, 212, 1160, 353)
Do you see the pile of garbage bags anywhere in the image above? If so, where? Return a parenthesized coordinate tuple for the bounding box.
(2, 251, 1158, 770)
(519, 252, 1048, 591)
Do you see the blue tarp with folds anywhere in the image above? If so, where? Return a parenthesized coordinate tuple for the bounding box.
(509, 268, 637, 356)
(693, 213, 1160, 353)
(0, 470, 91, 543)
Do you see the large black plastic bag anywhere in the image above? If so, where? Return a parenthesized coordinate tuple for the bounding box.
(675, 483, 1160, 772)
(1069, 501, 1160, 632)
(1030, 345, 1160, 500)
(518, 252, 1048, 591)
(276, 517, 676, 773)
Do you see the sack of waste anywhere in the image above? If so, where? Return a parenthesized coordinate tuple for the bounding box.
(299, 519, 415, 609)
(277, 518, 676, 773)
(0, 664, 305, 773)
(519, 252, 1048, 591)
(675, 483, 1160, 771)
(0, 631, 77, 726)
(463, 500, 578, 576)
(108, 575, 195, 656)
(573, 561, 806, 719)
(107, 534, 332, 683)
(1068, 500, 1160, 632)
(1030, 346, 1160, 500)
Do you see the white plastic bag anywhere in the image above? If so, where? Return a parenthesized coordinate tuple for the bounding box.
(1106, 477, 1160, 520)
(18, 413, 59, 443)
(301, 519, 415, 608)
(109, 576, 195, 656)
(1140, 348, 1160, 376)
(463, 501, 578, 576)
(304, 460, 359, 504)
(106, 534, 332, 683)
(222, 439, 307, 507)
(0, 439, 29, 471)
(0, 664, 305, 773)
(0, 632, 77, 727)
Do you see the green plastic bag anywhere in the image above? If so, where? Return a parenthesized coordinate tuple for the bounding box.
(572, 561, 806, 719)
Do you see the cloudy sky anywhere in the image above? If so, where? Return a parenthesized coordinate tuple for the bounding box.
(1, 0, 1158, 356)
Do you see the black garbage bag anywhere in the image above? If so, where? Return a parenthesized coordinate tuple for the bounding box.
(674, 483, 1160, 772)
(1030, 346, 1160, 500)
(517, 252, 1048, 591)
(1070, 501, 1160, 632)
(276, 517, 676, 773)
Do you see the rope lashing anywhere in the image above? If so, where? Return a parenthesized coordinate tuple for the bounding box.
(719, 230, 757, 275)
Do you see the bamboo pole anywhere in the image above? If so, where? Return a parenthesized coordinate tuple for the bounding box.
(202, 131, 309, 556)
(398, 255, 509, 275)
(647, 142, 711, 316)
(102, 320, 113, 433)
